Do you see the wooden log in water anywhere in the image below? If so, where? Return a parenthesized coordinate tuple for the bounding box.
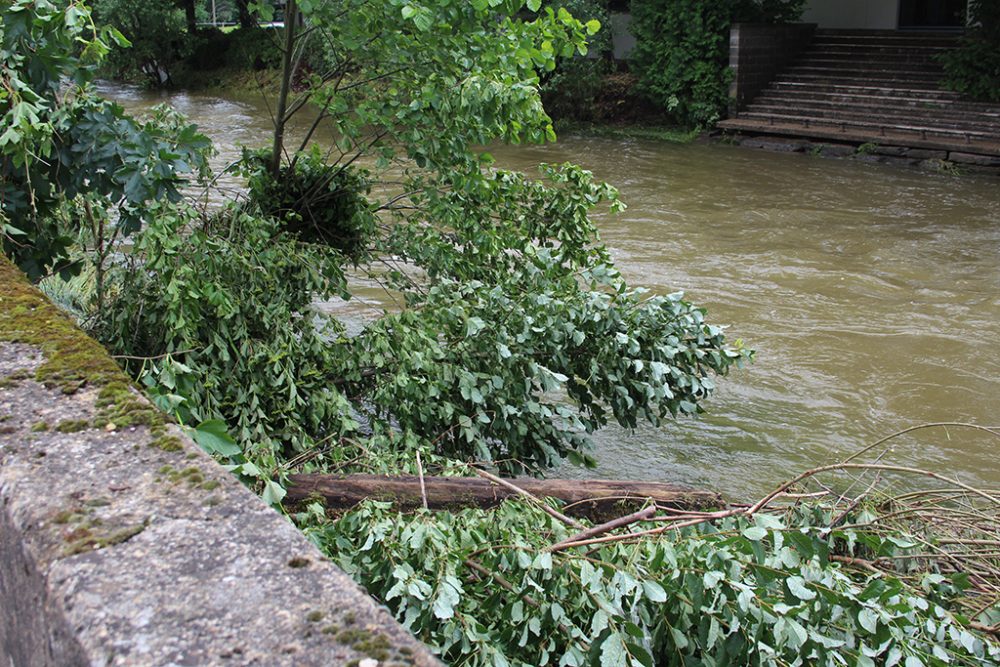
(285, 474, 723, 520)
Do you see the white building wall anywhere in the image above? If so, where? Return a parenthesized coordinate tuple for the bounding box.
(801, 0, 901, 29)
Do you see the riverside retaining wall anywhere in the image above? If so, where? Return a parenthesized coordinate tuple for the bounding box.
(728, 22, 818, 115)
(0, 256, 440, 666)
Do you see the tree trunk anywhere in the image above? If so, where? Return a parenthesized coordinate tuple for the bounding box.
(271, 0, 297, 177)
(179, 0, 197, 34)
(235, 0, 255, 29)
(285, 474, 722, 520)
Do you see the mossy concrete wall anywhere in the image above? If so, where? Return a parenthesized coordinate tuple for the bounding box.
(0, 256, 440, 666)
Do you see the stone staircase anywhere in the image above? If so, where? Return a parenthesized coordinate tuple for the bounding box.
(718, 29, 1000, 161)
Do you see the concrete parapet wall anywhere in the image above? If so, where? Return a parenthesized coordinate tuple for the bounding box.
(0, 256, 440, 666)
(728, 23, 817, 115)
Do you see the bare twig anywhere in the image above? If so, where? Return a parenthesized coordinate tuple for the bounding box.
(469, 466, 583, 530)
(842, 422, 1000, 464)
(417, 450, 428, 511)
(548, 505, 657, 552)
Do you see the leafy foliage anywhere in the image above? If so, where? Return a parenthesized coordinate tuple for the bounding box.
(92, 204, 354, 475)
(341, 162, 745, 474)
(629, 0, 805, 127)
(307, 499, 999, 666)
(538, 0, 612, 122)
(939, 0, 1000, 102)
(7, 5, 999, 667)
(0, 0, 210, 280)
(242, 148, 376, 258)
(92, 0, 190, 86)
(81, 0, 745, 481)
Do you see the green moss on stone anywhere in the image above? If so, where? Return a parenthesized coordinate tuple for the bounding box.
(150, 435, 183, 452)
(55, 419, 91, 433)
(63, 522, 147, 556)
(95, 381, 160, 428)
(0, 368, 32, 389)
(52, 509, 82, 524)
(0, 258, 170, 434)
(31, 421, 49, 432)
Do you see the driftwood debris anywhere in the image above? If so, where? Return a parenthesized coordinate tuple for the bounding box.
(285, 473, 722, 520)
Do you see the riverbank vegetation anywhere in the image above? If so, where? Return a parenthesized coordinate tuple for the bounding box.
(630, 0, 804, 127)
(939, 0, 1000, 102)
(90, 0, 809, 131)
(3, 1, 1000, 665)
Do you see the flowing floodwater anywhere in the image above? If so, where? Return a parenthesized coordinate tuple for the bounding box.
(99, 82, 1000, 499)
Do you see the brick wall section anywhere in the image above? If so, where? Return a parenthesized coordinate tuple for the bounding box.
(728, 23, 817, 116)
(0, 255, 441, 667)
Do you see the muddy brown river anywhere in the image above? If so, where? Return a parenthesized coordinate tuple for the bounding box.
(99, 82, 1000, 499)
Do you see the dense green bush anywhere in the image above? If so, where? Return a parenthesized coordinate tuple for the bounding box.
(243, 148, 376, 259)
(93, 204, 355, 484)
(940, 0, 1000, 102)
(0, 0, 209, 279)
(539, 0, 612, 121)
(629, 0, 804, 127)
(92, 0, 191, 86)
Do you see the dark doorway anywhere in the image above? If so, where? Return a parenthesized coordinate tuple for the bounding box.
(899, 0, 967, 28)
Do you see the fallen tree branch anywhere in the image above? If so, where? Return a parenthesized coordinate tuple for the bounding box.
(468, 467, 583, 529)
(548, 506, 657, 552)
(285, 473, 720, 521)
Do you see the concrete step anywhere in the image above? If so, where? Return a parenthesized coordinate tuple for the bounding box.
(746, 102, 1000, 133)
(751, 90, 1000, 117)
(805, 47, 954, 61)
(773, 74, 945, 90)
(798, 54, 946, 69)
(807, 45, 956, 57)
(795, 57, 944, 73)
(767, 80, 964, 101)
(755, 90, 1000, 117)
(812, 31, 961, 48)
(717, 118, 1000, 157)
(737, 111, 997, 141)
(783, 65, 944, 82)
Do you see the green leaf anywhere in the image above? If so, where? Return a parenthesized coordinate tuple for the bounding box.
(190, 419, 242, 457)
(786, 576, 816, 601)
(262, 479, 287, 505)
(432, 577, 462, 620)
(641, 580, 667, 603)
(669, 626, 689, 650)
(858, 608, 878, 634)
(466, 317, 486, 337)
(526, 0, 541, 11)
(599, 633, 627, 667)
